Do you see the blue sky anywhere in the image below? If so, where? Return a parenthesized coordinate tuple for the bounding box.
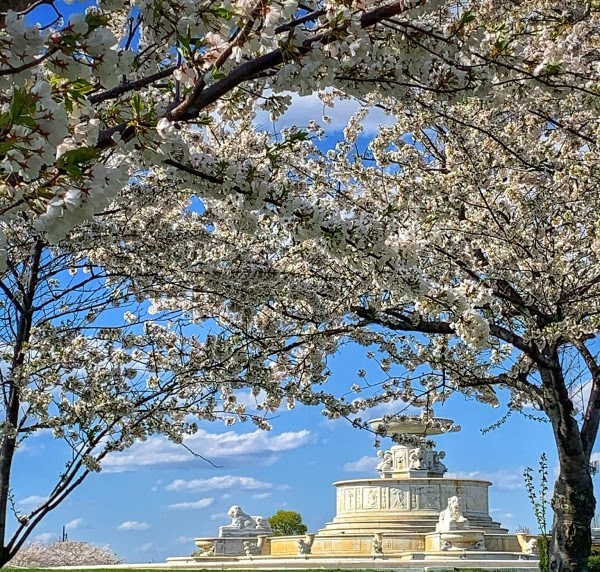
(12, 4, 597, 562)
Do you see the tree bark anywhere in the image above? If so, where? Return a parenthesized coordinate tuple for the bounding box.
(542, 363, 596, 572)
(0, 240, 43, 566)
(550, 464, 595, 572)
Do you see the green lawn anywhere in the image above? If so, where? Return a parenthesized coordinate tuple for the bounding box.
(0, 568, 521, 572)
(1, 569, 390, 572)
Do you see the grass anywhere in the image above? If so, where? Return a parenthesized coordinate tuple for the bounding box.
(0, 569, 526, 572)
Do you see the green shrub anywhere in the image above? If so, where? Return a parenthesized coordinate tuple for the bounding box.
(268, 510, 307, 536)
(538, 535, 549, 572)
(589, 555, 600, 572)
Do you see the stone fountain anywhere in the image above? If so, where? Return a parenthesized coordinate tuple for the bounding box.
(167, 414, 539, 569)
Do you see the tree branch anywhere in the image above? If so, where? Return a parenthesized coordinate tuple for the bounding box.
(574, 339, 600, 457)
(88, 65, 178, 104)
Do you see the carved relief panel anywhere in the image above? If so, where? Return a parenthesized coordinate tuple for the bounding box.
(470, 486, 488, 513)
(344, 489, 356, 511)
(381, 487, 388, 509)
(363, 487, 379, 510)
(392, 449, 408, 471)
(389, 487, 408, 510)
(410, 491, 418, 510)
(418, 485, 440, 511)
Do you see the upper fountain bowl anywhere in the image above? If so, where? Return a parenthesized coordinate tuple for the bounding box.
(368, 415, 460, 437)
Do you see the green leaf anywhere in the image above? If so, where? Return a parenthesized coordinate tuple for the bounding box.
(0, 141, 14, 156)
(211, 6, 232, 19)
(0, 112, 11, 130)
(459, 10, 476, 24)
(131, 93, 144, 115)
(287, 130, 309, 142)
(58, 146, 99, 165)
(85, 10, 109, 31)
(544, 62, 561, 76)
(10, 88, 37, 130)
(56, 146, 100, 179)
(211, 66, 226, 80)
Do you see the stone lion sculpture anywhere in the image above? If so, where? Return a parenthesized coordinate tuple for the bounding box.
(436, 495, 469, 531)
(524, 538, 538, 555)
(227, 505, 257, 529)
(223, 505, 273, 534)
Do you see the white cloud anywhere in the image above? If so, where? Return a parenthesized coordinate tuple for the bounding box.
(255, 93, 394, 136)
(222, 493, 232, 500)
(251, 492, 271, 500)
(34, 532, 55, 543)
(15, 441, 32, 455)
(571, 380, 592, 416)
(137, 543, 153, 552)
(26, 427, 52, 439)
(343, 455, 377, 473)
(446, 469, 524, 491)
(355, 401, 421, 420)
(18, 495, 47, 507)
(167, 498, 215, 510)
(65, 518, 84, 530)
(166, 475, 272, 492)
(103, 428, 311, 472)
(118, 521, 150, 531)
(175, 536, 195, 544)
(234, 389, 269, 411)
(211, 512, 229, 521)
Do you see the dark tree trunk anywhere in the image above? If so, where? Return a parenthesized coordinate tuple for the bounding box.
(0, 404, 18, 566)
(0, 240, 43, 565)
(542, 362, 596, 572)
(550, 456, 595, 572)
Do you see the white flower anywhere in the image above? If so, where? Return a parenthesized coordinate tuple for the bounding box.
(173, 65, 197, 88)
(123, 311, 137, 323)
(56, 139, 77, 159)
(69, 12, 89, 35)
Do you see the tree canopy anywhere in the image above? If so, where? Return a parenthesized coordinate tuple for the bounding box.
(268, 510, 307, 536)
(0, 1, 599, 572)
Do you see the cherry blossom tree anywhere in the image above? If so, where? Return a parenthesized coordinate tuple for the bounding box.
(8, 539, 122, 566)
(0, 194, 354, 566)
(0, 218, 221, 565)
(0, 1, 599, 572)
(116, 82, 599, 572)
(0, 0, 596, 254)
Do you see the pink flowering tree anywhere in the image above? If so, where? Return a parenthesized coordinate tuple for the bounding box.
(9, 539, 122, 566)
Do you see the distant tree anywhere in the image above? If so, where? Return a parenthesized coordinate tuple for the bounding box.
(268, 510, 307, 537)
(8, 539, 122, 566)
